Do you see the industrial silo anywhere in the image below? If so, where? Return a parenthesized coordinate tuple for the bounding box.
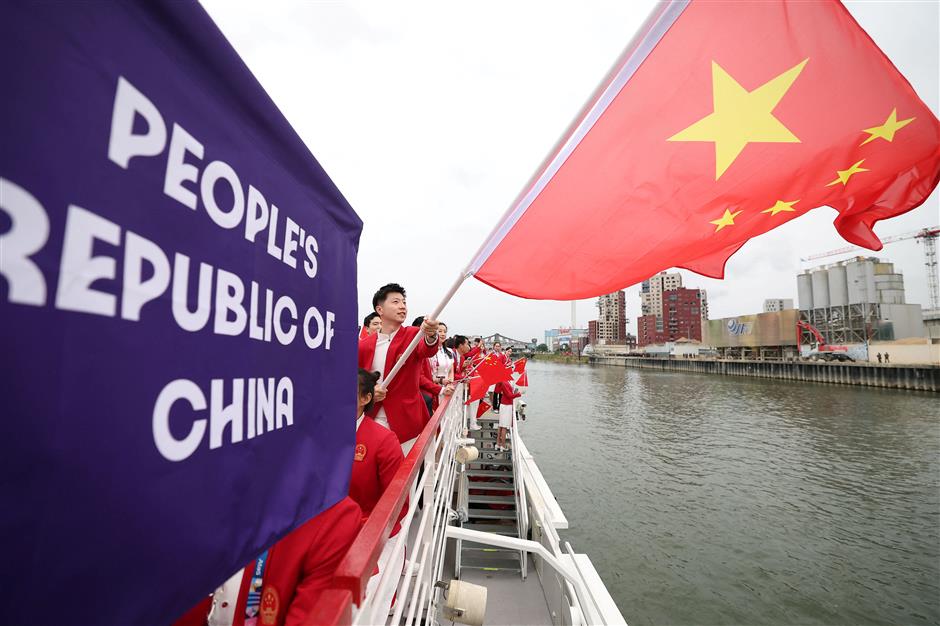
(811, 268, 830, 309)
(828, 264, 848, 307)
(847, 258, 876, 304)
(874, 273, 906, 304)
(797, 273, 814, 310)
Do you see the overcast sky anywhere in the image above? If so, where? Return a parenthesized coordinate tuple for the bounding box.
(201, 0, 939, 342)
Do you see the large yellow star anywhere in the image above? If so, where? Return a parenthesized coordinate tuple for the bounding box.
(761, 199, 799, 216)
(710, 209, 743, 232)
(669, 59, 808, 180)
(860, 108, 914, 146)
(826, 159, 869, 187)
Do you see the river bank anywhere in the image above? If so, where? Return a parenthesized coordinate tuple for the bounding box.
(589, 355, 939, 392)
(530, 353, 590, 364)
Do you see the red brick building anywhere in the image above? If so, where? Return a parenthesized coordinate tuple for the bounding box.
(637, 287, 705, 347)
(636, 315, 660, 347)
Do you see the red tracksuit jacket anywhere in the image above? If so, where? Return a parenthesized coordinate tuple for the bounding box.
(358, 326, 439, 443)
(174, 498, 362, 626)
(349, 417, 406, 535)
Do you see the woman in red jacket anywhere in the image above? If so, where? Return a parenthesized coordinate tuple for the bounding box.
(350, 369, 407, 614)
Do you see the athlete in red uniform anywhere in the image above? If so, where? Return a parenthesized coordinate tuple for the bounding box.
(350, 369, 406, 532)
(358, 283, 440, 451)
(174, 497, 362, 626)
(350, 369, 407, 613)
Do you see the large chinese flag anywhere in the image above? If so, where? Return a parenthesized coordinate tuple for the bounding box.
(469, 0, 940, 299)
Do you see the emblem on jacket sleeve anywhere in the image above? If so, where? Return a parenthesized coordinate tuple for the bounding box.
(354, 443, 367, 462)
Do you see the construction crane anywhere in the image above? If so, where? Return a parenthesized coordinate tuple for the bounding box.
(800, 226, 940, 311)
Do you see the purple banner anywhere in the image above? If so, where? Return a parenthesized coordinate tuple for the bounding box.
(0, 2, 362, 624)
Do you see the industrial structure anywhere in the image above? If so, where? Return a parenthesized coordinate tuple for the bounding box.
(763, 298, 794, 313)
(801, 226, 939, 312)
(796, 256, 925, 347)
(702, 310, 800, 359)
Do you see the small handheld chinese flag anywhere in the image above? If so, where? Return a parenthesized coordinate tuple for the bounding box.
(468, 1, 940, 299)
(515, 371, 529, 388)
(476, 401, 491, 418)
(466, 376, 489, 405)
(477, 356, 514, 386)
(513, 357, 527, 375)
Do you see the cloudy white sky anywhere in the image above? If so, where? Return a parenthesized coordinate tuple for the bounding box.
(201, 0, 939, 342)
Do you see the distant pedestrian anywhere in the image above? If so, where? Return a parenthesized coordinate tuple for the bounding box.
(877, 352, 882, 364)
(884, 352, 890, 364)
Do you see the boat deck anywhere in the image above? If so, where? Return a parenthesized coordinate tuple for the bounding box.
(438, 535, 553, 626)
(457, 563, 554, 626)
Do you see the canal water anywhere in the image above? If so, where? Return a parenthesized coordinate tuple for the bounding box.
(519, 361, 940, 625)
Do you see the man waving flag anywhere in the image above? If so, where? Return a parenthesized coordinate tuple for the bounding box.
(468, 0, 940, 300)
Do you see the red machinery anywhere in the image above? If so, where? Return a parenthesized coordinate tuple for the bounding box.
(796, 320, 854, 361)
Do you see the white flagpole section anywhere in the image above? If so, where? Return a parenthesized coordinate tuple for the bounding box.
(466, 0, 689, 275)
(380, 1, 689, 389)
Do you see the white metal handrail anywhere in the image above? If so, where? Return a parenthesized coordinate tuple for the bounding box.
(510, 403, 529, 577)
(349, 384, 465, 625)
(445, 526, 605, 625)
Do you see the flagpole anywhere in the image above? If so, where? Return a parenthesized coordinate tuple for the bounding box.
(380, 2, 678, 388)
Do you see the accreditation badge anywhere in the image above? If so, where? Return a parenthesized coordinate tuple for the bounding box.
(354, 443, 367, 462)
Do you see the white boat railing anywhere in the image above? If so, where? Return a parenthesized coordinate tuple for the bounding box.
(308, 384, 466, 625)
(510, 402, 529, 577)
(308, 381, 625, 626)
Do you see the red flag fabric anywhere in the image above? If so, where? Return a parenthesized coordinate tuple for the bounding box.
(476, 401, 491, 418)
(513, 357, 527, 375)
(515, 371, 529, 387)
(358, 326, 369, 340)
(465, 376, 488, 405)
(469, 1, 940, 299)
(476, 356, 513, 386)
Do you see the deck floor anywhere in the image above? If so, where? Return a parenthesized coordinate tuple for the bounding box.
(456, 562, 553, 626)
(436, 541, 553, 626)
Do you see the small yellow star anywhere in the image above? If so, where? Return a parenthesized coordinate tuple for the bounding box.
(860, 108, 914, 146)
(761, 199, 799, 216)
(710, 209, 743, 232)
(826, 159, 869, 187)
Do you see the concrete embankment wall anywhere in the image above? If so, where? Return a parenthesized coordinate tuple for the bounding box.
(589, 356, 939, 392)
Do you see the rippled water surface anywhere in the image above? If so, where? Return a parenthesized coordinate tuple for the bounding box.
(519, 361, 940, 626)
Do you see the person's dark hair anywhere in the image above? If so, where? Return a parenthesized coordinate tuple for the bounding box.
(444, 337, 455, 349)
(473, 337, 482, 345)
(411, 316, 424, 327)
(358, 369, 380, 414)
(363, 312, 378, 327)
(373, 283, 406, 310)
(454, 335, 469, 348)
